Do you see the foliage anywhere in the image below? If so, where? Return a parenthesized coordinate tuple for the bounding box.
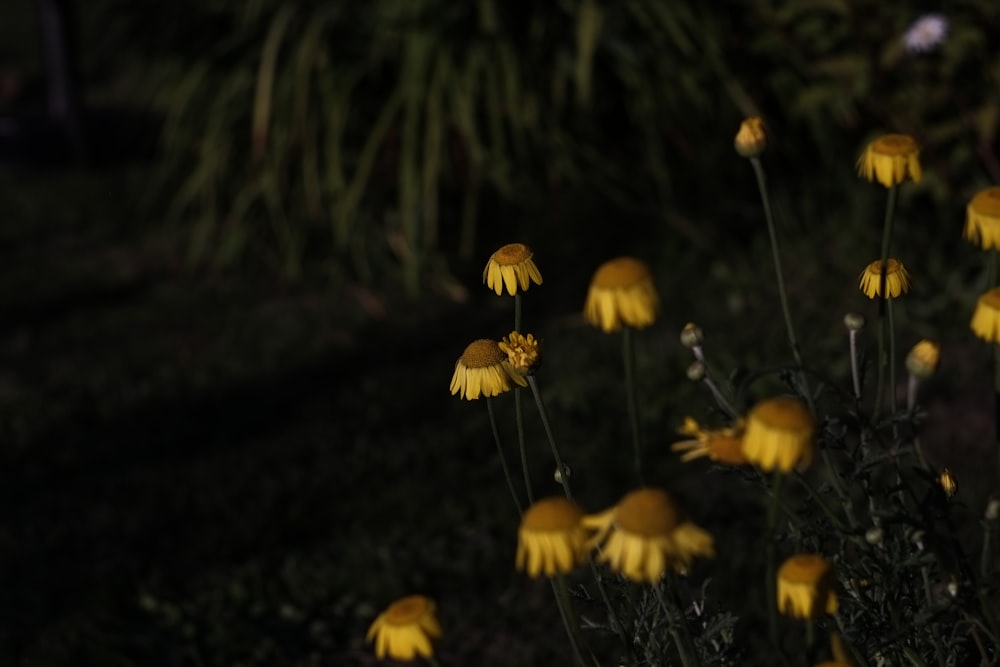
(138, 0, 1000, 290)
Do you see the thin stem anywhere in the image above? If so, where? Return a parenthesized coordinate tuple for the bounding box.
(849, 330, 862, 401)
(654, 584, 697, 667)
(750, 157, 809, 403)
(515, 292, 523, 332)
(766, 471, 784, 651)
(921, 566, 948, 667)
(515, 388, 533, 504)
(701, 375, 738, 418)
(527, 375, 573, 500)
(622, 326, 644, 485)
(486, 397, 522, 515)
(873, 184, 899, 419)
(887, 298, 899, 424)
(551, 574, 589, 667)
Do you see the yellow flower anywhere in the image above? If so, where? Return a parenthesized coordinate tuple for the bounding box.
(906, 339, 940, 378)
(583, 257, 660, 333)
(858, 258, 911, 299)
(856, 134, 922, 188)
(965, 186, 1000, 250)
(582, 488, 714, 582)
(516, 497, 587, 578)
(366, 595, 443, 661)
(672, 417, 748, 466)
(971, 287, 1000, 344)
(483, 243, 543, 296)
(742, 397, 815, 473)
(499, 331, 541, 375)
(777, 554, 838, 619)
(734, 116, 767, 157)
(449, 339, 527, 400)
(939, 468, 957, 498)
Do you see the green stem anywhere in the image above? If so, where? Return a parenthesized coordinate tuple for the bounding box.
(654, 584, 697, 667)
(486, 397, 522, 515)
(887, 297, 898, 424)
(527, 376, 573, 500)
(515, 388, 533, 504)
(515, 292, 523, 332)
(849, 329, 862, 401)
(552, 574, 589, 667)
(750, 157, 809, 404)
(920, 567, 947, 667)
(766, 471, 784, 651)
(873, 184, 899, 419)
(622, 326, 644, 485)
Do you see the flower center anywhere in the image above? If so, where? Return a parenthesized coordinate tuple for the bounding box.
(780, 554, 830, 584)
(752, 398, 812, 431)
(980, 286, 1000, 311)
(461, 339, 506, 368)
(592, 257, 651, 288)
(971, 187, 1000, 218)
(872, 134, 918, 157)
(493, 243, 532, 266)
(384, 595, 431, 625)
(522, 497, 583, 531)
(614, 489, 681, 536)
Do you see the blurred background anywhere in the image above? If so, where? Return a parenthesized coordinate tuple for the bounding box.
(1, 1, 998, 665)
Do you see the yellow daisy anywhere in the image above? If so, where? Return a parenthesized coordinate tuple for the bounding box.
(905, 339, 940, 378)
(856, 134, 922, 188)
(672, 417, 748, 466)
(734, 116, 767, 158)
(366, 595, 443, 661)
(582, 488, 714, 583)
(971, 287, 1000, 344)
(449, 339, 527, 400)
(583, 257, 660, 333)
(516, 497, 587, 578)
(499, 331, 541, 375)
(742, 397, 815, 473)
(483, 243, 543, 296)
(965, 186, 1000, 250)
(777, 554, 838, 619)
(858, 258, 911, 299)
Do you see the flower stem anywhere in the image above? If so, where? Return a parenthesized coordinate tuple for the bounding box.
(654, 584, 698, 667)
(527, 376, 573, 500)
(849, 329, 862, 401)
(750, 157, 809, 403)
(552, 574, 589, 667)
(622, 325, 644, 485)
(873, 184, 899, 419)
(515, 388, 533, 504)
(486, 397, 522, 515)
(887, 298, 899, 423)
(766, 470, 784, 651)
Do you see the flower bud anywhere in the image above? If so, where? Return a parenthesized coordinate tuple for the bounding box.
(686, 361, 706, 382)
(865, 527, 884, 546)
(680, 322, 704, 349)
(844, 313, 866, 331)
(938, 468, 957, 498)
(734, 116, 767, 158)
(906, 339, 940, 379)
(986, 497, 1000, 521)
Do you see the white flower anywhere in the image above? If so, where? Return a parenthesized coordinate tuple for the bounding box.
(903, 14, 948, 54)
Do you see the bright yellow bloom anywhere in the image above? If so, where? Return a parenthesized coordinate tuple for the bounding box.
(734, 116, 767, 157)
(449, 339, 527, 400)
(971, 287, 1000, 344)
(777, 554, 838, 619)
(583, 257, 659, 333)
(742, 397, 815, 473)
(483, 243, 543, 296)
(672, 418, 748, 465)
(965, 186, 1000, 250)
(499, 331, 541, 375)
(858, 258, 911, 299)
(516, 497, 587, 578)
(906, 339, 940, 378)
(939, 468, 957, 498)
(366, 595, 443, 661)
(582, 488, 714, 582)
(856, 134, 922, 188)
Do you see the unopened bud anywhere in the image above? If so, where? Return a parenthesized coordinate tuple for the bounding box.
(554, 464, 571, 484)
(680, 322, 704, 349)
(865, 527, 884, 546)
(939, 468, 957, 498)
(734, 116, 767, 158)
(844, 313, 866, 331)
(906, 339, 941, 379)
(986, 497, 1000, 521)
(686, 361, 706, 382)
